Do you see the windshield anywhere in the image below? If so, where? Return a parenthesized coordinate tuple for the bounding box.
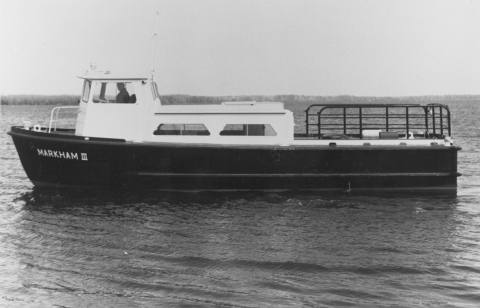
(92, 82, 136, 104)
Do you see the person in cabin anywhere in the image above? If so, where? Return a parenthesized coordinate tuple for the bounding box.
(116, 83, 130, 103)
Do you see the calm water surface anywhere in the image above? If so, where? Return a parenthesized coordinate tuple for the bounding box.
(1, 102, 479, 307)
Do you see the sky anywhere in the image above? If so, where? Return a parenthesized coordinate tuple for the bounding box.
(1, 0, 479, 96)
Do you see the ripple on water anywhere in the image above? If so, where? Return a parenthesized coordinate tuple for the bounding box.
(1, 104, 480, 307)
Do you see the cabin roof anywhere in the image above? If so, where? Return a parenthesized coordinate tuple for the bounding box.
(155, 102, 287, 114)
(77, 72, 148, 81)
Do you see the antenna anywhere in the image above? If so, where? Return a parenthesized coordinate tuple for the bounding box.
(151, 11, 160, 80)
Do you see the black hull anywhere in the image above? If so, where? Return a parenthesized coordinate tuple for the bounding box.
(8, 127, 460, 191)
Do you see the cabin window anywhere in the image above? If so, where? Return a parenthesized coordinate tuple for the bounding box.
(92, 82, 137, 104)
(220, 124, 277, 136)
(153, 124, 210, 136)
(151, 82, 160, 100)
(82, 80, 91, 102)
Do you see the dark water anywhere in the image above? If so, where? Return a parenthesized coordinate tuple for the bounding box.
(1, 102, 479, 307)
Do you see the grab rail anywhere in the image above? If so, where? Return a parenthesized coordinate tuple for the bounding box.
(304, 103, 451, 139)
(48, 106, 79, 133)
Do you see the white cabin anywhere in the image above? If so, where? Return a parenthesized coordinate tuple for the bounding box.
(75, 73, 295, 145)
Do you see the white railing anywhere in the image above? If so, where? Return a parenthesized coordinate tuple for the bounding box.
(48, 106, 79, 133)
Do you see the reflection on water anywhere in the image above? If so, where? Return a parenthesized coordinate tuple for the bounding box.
(1, 103, 480, 307)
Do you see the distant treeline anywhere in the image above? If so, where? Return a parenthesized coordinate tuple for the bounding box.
(160, 94, 480, 104)
(1, 95, 81, 105)
(2, 94, 479, 105)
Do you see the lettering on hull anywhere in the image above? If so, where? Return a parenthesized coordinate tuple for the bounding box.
(37, 149, 87, 161)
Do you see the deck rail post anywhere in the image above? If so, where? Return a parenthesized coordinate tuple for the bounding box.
(359, 108, 362, 139)
(317, 111, 321, 139)
(440, 106, 444, 137)
(447, 107, 451, 137)
(406, 107, 409, 139)
(424, 107, 429, 136)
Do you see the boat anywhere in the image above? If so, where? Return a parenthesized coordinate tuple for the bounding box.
(8, 71, 461, 191)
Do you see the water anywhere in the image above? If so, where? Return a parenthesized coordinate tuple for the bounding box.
(1, 102, 479, 307)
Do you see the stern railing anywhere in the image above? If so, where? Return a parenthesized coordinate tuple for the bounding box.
(302, 103, 451, 139)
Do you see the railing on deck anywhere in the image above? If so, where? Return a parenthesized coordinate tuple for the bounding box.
(48, 106, 79, 133)
(302, 103, 451, 139)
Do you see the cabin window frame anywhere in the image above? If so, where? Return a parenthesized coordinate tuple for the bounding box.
(219, 124, 277, 136)
(82, 80, 91, 102)
(153, 123, 211, 136)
